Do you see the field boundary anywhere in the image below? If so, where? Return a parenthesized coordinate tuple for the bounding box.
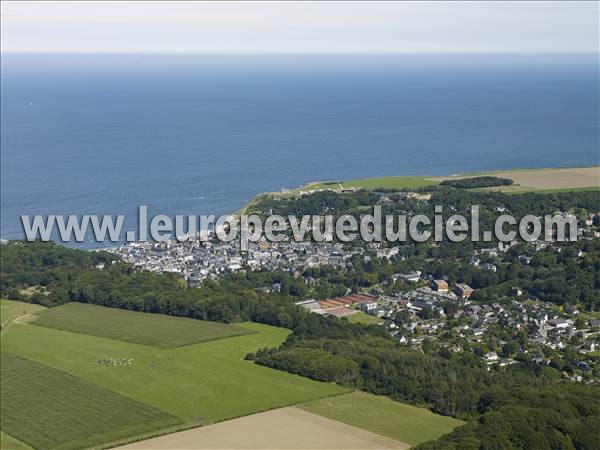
(103, 388, 353, 449)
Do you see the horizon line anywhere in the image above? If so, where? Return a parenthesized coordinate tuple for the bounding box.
(2, 50, 599, 57)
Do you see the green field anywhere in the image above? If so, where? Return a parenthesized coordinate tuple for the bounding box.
(1, 299, 45, 329)
(300, 391, 464, 446)
(2, 311, 347, 426)
(345, 311, 384, 325)
(33, 303, 253, 347)
(1, 352, 180, 450)
(1, 431, 32, 450)
(305, 175, 438, 191)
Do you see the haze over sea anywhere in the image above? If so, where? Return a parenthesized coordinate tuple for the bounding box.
(1, 54, 598, 247)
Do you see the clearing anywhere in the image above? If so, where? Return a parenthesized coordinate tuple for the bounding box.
(118, 406, 408, 450)
(0, 352, 180, 450)
(2, 318, 347, 424)
(300, 391, 464, 446)
(33, 302, 253, 347)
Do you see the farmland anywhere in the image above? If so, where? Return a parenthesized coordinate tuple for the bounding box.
(0, 352, 180, 450)
(300, 391, 464, 446)
(119, 406, 409, 450)
(33, 302, 253, 347)
(2, 307, 347, 425)
(1, 301, 464, 449)
(431, 166, 600, 193)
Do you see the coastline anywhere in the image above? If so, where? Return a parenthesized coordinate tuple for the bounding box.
(234, 165, 600, 218)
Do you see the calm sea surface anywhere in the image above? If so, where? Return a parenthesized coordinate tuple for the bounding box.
(1, 54, 598, 247)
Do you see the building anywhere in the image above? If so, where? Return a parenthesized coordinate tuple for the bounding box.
(455, 283, 474, 298)
(392, 271, 421, 283)
(359, 301, 378, 312)
(433, 279, 448, 292)
(294, 299, 321, 311)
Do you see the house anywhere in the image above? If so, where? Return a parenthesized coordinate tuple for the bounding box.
(582, 342, 596, 353)
(433, 280, 448, 292)
(393, 334, 408, 344)
(480, 263, 497, 272)
(393, 271, 421, 283)
(589, 319, 600, 329)
(455, 283, 474, 298)
(484, 351, 499, 362)
(518, 255, 532, 265)
(548, 318, 571, 329)
(510, 287, 523, 296)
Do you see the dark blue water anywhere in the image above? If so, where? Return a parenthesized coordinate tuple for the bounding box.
(1, 54, 598, 247)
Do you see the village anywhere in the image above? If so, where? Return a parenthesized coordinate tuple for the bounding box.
(107, 232, 600, 382)
(294, 277, 599, 382)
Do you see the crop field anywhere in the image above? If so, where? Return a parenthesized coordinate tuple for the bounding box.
(118, 406, 408, 450)
(1, 299, 45, 329)
(33, 303, 253, 347)
(0, 352, 180, 450)
(300, 391, 464, 446)
(432, 166, 600, 193)
(2, 316, 347, 426)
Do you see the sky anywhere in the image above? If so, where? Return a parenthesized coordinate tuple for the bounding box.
(1, 1, 598, 54)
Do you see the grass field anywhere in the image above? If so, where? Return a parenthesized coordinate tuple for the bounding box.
(1, 299, 45, 329)
(2, 318, 347, 425)
(345, 311, 384, 325)
(0, 352, 180, 450)
(300, 391, 464, 446)
(1, 431, 32, 450)
(305, 176, 439, 191)
(33, 303, 253, 347)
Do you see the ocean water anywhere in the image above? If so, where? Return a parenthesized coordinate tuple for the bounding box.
(1, 54, 598, 247)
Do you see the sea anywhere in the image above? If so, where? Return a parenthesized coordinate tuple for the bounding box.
(1, 54, 598, 247)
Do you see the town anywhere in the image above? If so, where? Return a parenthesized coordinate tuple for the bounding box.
(107, 186, 600, 383)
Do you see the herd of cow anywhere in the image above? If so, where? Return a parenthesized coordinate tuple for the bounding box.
(96, 358, 134, 367)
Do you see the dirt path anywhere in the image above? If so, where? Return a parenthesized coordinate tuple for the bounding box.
(116, 407, 409, 450)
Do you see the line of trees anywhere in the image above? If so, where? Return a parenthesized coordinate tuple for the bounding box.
(440, 176, 513, 189)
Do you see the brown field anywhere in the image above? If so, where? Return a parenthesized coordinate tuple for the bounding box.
(117, 407, 409, 450)
(433, 166, 600, 192)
